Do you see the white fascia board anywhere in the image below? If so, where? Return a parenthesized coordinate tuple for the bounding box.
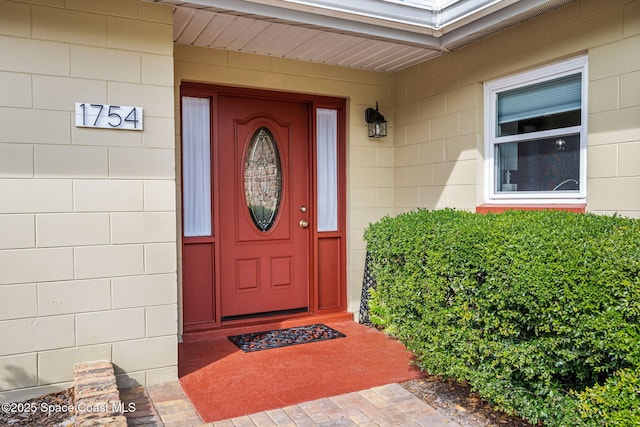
(180, 0, 445, 48)
(224, 0, 520, 32)
(437, 0, 516, 30)
(440, 0, 556, 45)
(250, 0, 440, 29)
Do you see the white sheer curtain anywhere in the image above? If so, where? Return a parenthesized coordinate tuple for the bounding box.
(316, 108, 338, 232)
(182, 96, 211, 237)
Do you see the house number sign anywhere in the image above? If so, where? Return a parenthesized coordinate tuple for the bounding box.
(75, 103, 143, 131)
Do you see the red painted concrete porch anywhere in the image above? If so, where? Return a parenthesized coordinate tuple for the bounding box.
(178, 314, 424, 423)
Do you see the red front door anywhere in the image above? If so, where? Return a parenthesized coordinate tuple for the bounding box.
(218, 95, 310, 319)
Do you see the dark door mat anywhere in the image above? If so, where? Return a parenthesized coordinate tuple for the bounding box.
(228, 323, 346, 352)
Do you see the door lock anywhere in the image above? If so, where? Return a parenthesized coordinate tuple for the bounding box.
(299, 220, 309, 228)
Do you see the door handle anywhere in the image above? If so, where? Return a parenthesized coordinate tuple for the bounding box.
(299, 220, 309, 228)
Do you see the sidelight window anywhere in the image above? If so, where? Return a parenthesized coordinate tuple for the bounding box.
(317, 108, 338, 232)
(182, 96, 212, 237)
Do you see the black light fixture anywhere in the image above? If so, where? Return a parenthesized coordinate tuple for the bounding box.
(365, 102, 387, 138)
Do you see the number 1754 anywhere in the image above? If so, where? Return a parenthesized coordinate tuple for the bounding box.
(75, 103, 143, 131)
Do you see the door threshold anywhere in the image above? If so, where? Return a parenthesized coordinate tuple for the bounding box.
(221, 307, 308, 322)
(182, 311, 353, 342)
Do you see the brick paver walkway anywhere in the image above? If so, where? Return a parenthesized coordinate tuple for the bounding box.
(137, 381, 461, 426)
(143, 382, 203, 427)
(203, 383, 461, 427)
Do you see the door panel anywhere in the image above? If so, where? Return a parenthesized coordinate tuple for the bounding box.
(182, 243, 215, 324)
(218, 95, 310, 318)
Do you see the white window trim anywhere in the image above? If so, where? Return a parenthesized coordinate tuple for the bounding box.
(483, 55, 588, 205)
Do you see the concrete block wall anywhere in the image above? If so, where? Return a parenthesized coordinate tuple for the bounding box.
(393, 69, 479, 213)
(0, 0, 178, 401)
(393, 0, 640, 217)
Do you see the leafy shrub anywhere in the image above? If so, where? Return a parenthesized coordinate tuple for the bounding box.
(576, 367, 640, 426)
(364, 209, 640, 426)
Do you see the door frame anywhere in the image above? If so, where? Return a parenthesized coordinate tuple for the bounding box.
(179, 82, 347, 332)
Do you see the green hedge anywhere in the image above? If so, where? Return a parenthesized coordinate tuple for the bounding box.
(364, 209, 640, 426)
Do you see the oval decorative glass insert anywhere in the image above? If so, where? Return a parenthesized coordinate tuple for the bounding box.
(244, 127, 282, 232)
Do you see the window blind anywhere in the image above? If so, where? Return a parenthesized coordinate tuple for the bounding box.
(497, 73, 581, 124)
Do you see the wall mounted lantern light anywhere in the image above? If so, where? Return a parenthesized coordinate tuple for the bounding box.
(365, 102, 387, 138)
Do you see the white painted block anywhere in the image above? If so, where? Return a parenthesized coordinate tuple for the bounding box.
(0, 179, 72, 214)
(145, 366, 178, 385)
(0, 214, 34, 249)
(112, 336, 177, 373)
(144, 243, 177, 274)
(111, 212, 176, 244)
(0, 248, 73, 285)
(0, 316, 75, 356)
(0, 143, 33, 178)
(38, 279, 111, 316)
(74, 244, 144, 279)
(74, 180, 143, 212)
(0, 71, 31, 108)
(144, 180, 176, 211)
(32, 6, 106, 46)
(34, 145, 108, 178)
(70, 45, 140, 83)
(36, 213, 110, 247)
(76, 308, 145, 346)
(109, 147, 175, 179)
(0, 35, 69, 76)
(33, 76, 106, 111)
(38, 344, 112, 385)
(112, 273, 177, 309)
(0, 353, 37, 391)
(145, 305, 178, 337)
(0, 284, 37, 320)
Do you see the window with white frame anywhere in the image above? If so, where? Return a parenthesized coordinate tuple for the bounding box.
(484, 56, 588, 203)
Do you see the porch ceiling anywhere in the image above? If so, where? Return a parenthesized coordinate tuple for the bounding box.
(150, 0, 573, 72)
